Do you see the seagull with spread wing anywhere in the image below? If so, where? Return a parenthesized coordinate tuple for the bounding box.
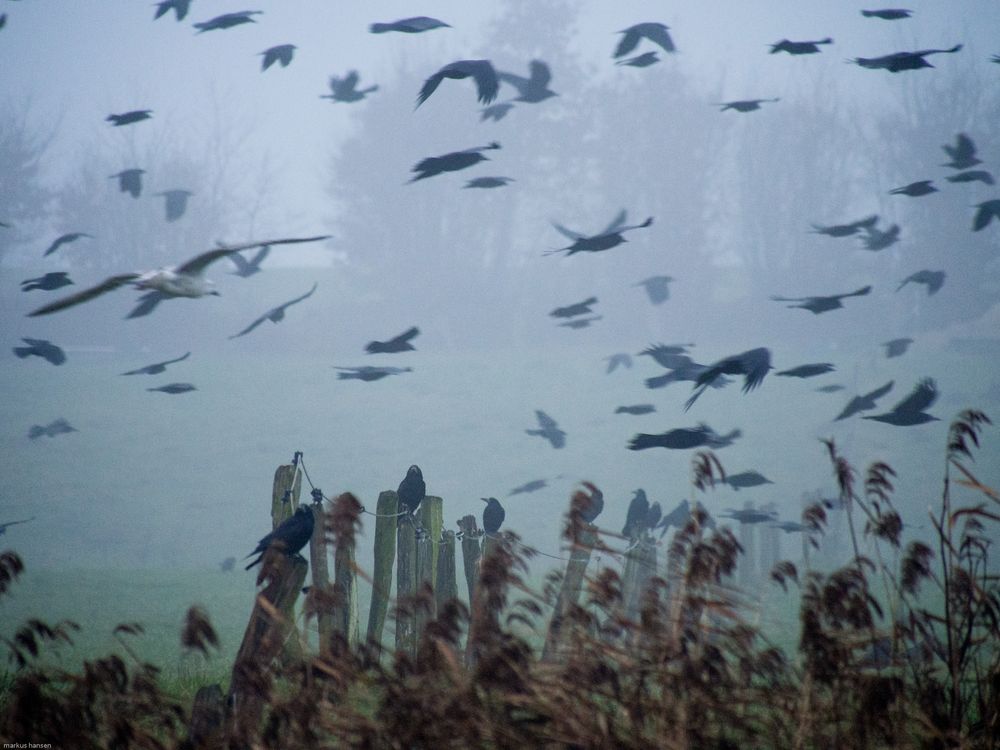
(27, 235, 329, 318)
(229, 283, 318, 339)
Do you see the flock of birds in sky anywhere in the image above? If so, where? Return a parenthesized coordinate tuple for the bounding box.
(5, 4, 1000, 560)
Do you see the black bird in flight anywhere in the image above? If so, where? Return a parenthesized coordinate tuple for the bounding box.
(863, 378, 938, 426)
(816, 384, 845, 393)
(0, 14, 5, 30)
(548, 209, 653, 256)
(559, 315, 601, 329)
(771, 285, 871, 314)
(229, 283, 318, 339)
(941, 133, 981, 169)
(228, 245, 270, 277)
(613, 22, 675, 58)
(643, 349, 731, 391)
(616, 52, 661, 68)
(685, 347, 772, 411)
(860, 222, 900, 250)
(121, 351, 191, 376)
(852, 44, 961, 72)
(245, 505, 314, 569)
(365, 327, 420, 354)
(321, 71, 378, 102)
(13, 338, 66, 366)
(605, 353, 633, 373)
(972, 200, 1000, 231)
(220, 556, 236, 572)
(156, 189, 193, 221)
(638, 342, 694, 369)
(148, 383, 196, 394)
(110, 168, 145, 198)
(945, 169, 994, 185)
(43, 232, 93, 257)
(410, 142, 500, 182)
(482, 497, 505, 534)
(616, 404, 655, 415)
(834, 380, 894, 420)
(526, 410, 566, 449)
(883, 338, 913, 358)
(550, 296, 598, 319)
(776, 363, 835, 378)
(153, 0, 191, 21)
(509, 478, 547, 496)
(28, 235, 329, 318)
(497, 60, 557, 102)
(0, 517, 34, 536)
(897, 269, 945, 295)
(723, 471, 773, 491)
(810, 214, 878, 237)
(369, 16, 450, 34)
(464, 176, 513, 189)
(721, 507, 779, 525)
(260, 44, 296, 71)
(21, 272, 73, 292)
(335, 365, 412, 381)
(397, 465, 425, 516)
(861, 9, 912, 20)
(106, 110, 152, 126)
(480, 103, 514, 121)
(890, 180, 937, 197)
(716, 98, 780, 112)
(634, 275, 673, 304)
(771, 520, 810, 534)
(629, 424, 741, 451)
(770, 38, 833, 55)
(194, 11, 261, 33)
(416, 59, 499, 107)
(28, 418, 77, 440)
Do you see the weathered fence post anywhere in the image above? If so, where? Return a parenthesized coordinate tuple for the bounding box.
(435, 530, 458, 612)
(542, 524, 597, 661)
(457, 515, 481, 603)
(271, 457, 302, 527)
(419, 496, 444, 590)
(308, 489, 333, 655)
(738, 500, 756, 588)
(365, 490, 398, 650)
(395, 517, 417, 657)
(622, 536, 658, 624)
(332, 499, 360, 648)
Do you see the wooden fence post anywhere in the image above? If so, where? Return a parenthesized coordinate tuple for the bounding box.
(271, 458, 302, 528)
(365, 490, 398, 649)
(419, 496, 444, 590)
(308, 489, 333, 655)
(622, 536, 658, 624)
(435, 530, 458, 612)
(457, 515, 481, 603)
(542, 524, 597, 661)
(332, 507, 360, 648)
(395, 518, 417, 657)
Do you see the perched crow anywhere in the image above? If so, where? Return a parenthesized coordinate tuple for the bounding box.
(771, 285, 871, 314)
(464, 176, 513, 188)
(480, 103, 514, 121)
(228, 245, 270, 277)
(0, 517, 34, 535)
(156, 189, 193, 221)
(616, 52, 660, 67)
(369, 16, 450, 34)
(508, 479, 547, 496)
(941, 133, 981, 169)
(121, 351, 191, 376)
(548, 209, 653, 256)
(397, 465, 425, 516)
(615, 404, 655, 415)
(409, 142, 500, 182)
(245, 505, 314, 569)
(28, 236, 329, 317)
(945, 169, 994, 185)
(685, 347, 771, 410)
(229, 283, 318, 339)
(972, 200, 1000, 231)
(852, 44, 961, 72)
(365, 327, 420, 354)
(497, 60, 557, 102)
(260, 44, 296, 71)
(13, 338, 66, 366)
(526, 410, 566, 449)
(890, 180, 937, 197)
(28, 418, 77, 440)
(723, 471, 773, 491)
(605, 353, 633, 373)
(770, 38, 832, 55)
(776, 363, 835, 378)
(153, 0, 191, 21)
(194, 11, 261, 33)
(43, 232, 93, 257)
(106, 110, 152, 126)
(417, 59, 499, 107)
(550, 297, 598, 319)
(629, 424, 741, 450)
(621, 489, 651, 538)
(482, 497, 505, 534)
(21, 272, 73, 292)
(147, 383, 196, 394)
(860, 223, 900, 250)
(335, 366, 412, 381)
(614, 22, 675, 58)
(321, 71, 378, 102)
(863, 378, 938, 425)
(810, 214, 878, 237)
(861, 9, 912, 20)
(897, 270, 945, 295)
(634, 275, 673, 304)
(721, 507, 778, 524)
(716, 98, 780, 112)
(110, 168, 145, 198)
(835, 380, 894, 420)
(883, 338, 913, 358)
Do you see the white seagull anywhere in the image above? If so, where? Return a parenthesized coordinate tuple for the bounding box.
(27, 235, 329, 317)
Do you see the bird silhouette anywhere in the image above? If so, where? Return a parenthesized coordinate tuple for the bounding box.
(860, 222, 900, 250)
(147, 383, 196, 394)
(417, 60, 499, 107)
(335, 366, 412, 381)
(156, 189, 193, 221)
(482, 497, 505, 534)
(260, 44, 296, 71)
(721, 507, 778, 524)
(548, 209, 653, 256)
(369, 16, 449, 34)
(723, 471, 773, 491)
(106, 110, 152, 126)
(43, 232, 93, 257)
(245, 505, 314, 569)
(397, 465, 425, 516)
(634, 275, 673, 304)
(810, 214, 878, 237)
(816, 384, 846, 393)
(497, 60, 557, 102)
(28, 418, 77, 440)
(464, 176, 513, 189)
(863, 379, 938, 425)
(120, 351, 191, 376)
(638, 343, 694, 369)
(629, 424, 741, 450)
(775, 363, 835, 378)
(972, 200, 1000, 231)
(897, 270, 945, 295)
(834, 380, 894, 420)
(882, 338, 914, 358)
(153, 0, 191, 21)
(685, 347, 771, 411)
(771, 285, 871, 314)
(616, 404, 655, 415)
(945, 169, 994, 185)
(890, 180, 937, 197)
(21, 272, 73, 292)
(410, 142, 500, 182)
(861, 9, 912, 20)
(0, 517, 35, 535)
(508, 479, 547, 496)
(616, 52, 661, 68)
(614, 23, 675, 58)
(365, 327, 420, 354)
(480, 103, 514, 121)
(28, 235, 329, 317)
(550, 297, 598, 319)
(228, 245, 270, 277)
(716, 98, 780, 112)
(622, 489, 652, 539)
(321, 71, 378, 102)
(852, 44, 961, 72)
(941, 133, 981, 169)
(770, 38, 833, 55)
(194, 11, 261, 33)
(110, 168, 145, 198)
(559, 316, 601, 329)
(605, 353, 633, 373)
(13, 338, 66, 366)
(229, 283, 318, 339)
(526, 410, 566, 449)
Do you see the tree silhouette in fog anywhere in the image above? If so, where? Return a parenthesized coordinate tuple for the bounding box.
(0, 103, 54, 263)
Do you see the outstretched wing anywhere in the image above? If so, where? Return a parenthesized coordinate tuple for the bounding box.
(739, 347, 771, 392)
(177, 236, 330, 275)
(28, 274, 140, 316)
(614, 27, 642, 58)
(529, 59, 551, 86)
(551, 221, 584, 241)
(277, 282, 318, 311)
(890, 378, 938, 414)
(229, 312, 271, 339)
(864, 380, 895, 402)
(126, 290, 168, 319)
(599, 208, 628, 235)
(390, 326, 420, 344)
(642, 23, 675, 53)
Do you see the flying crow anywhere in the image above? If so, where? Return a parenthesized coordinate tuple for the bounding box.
(335, 366, 412, 381)
(417, 59, 499, 107)
(629, 424, 740, 450)
(121, 351, 191, 376)
(369, 16, 449, 34)
(156, 189, 193, 221)
(550, 297, 598, 319)
(13, 338, 66, 366)
(228, 245, 270, 277)
(634, 275, 673, 304)
(883, 338, 913, 358)
(409, 142, 500, 182)
(941, 133, 981, 169)
(194, 11, 261, 33)
(106, 110, 152, 126)
(21, 272, 73, 292)
(890, 180, 937, 197)
(852, 44, 961, 72)
(260, 44, 296, 71)
(614, 22, 675, 58)
(110, 169, 145, 198)
(526, 410, 566, 449)
(770, 38, 832, 55)
(229, 283, 318, 339)
(897, 270, 944, 295)
(776, 363, 835, 378)
(43, 232, 93, 257)
(365, 327, 420, 353)
(810, 214, 878, 237)
(685, 347, 771, 410)
(147, 383, 196, 394)
(716, 98, 780, 112)
(321, 71, 378, 102)
(548, 209, 653, 256)
(834, 380, 894, 420)
(771, 285, 871, 314)
(972, 200, 1000, 231)
(497, 60, 557, 102)
(863, 378, 938, 425)
(28, 418, 77, 440)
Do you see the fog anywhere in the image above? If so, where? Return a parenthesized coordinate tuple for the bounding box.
(1, 0, 999, 580)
